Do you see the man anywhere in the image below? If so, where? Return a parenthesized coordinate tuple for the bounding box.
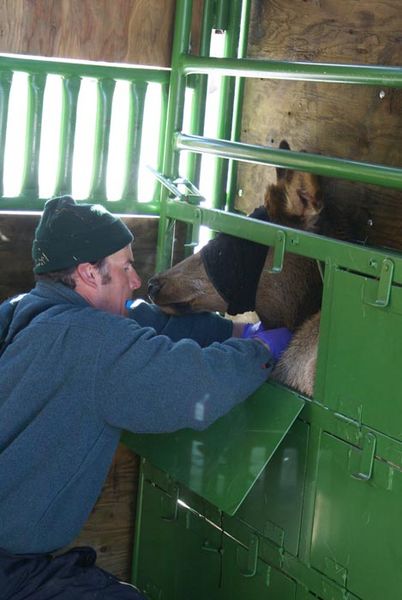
(0, 196, 291, 599)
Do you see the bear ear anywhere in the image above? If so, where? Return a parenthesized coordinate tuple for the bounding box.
(276, 140, 291, 180)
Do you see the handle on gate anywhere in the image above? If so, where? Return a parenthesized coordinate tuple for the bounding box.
(267, 229, 286, 273)
(237, 533, 259, 577)
(366, 258, 394, 308)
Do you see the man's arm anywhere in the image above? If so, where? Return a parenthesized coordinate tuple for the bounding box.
(127, 300, 233, 346)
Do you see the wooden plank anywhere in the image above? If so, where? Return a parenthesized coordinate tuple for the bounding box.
(0, 214, 159, 301)
(66, 444, 140, 581)
(0, 0, 176, 66)
(237, 0, 402, 251)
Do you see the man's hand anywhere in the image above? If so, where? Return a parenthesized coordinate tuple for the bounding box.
(242, 322, 292, 361)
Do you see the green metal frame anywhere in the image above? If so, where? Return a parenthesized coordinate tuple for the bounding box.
(0, 54, 170, 213)
(129, 2, 402, 600)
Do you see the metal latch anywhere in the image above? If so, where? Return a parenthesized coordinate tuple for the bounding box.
(352, 431, 377, 481)
(148, 166, 205, 205)
(366, 257, 394, 308)
(237, 533, 259, 577)
(268, 229, 286, 273)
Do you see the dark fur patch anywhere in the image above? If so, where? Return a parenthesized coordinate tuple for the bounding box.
(201, 206, 270, 315)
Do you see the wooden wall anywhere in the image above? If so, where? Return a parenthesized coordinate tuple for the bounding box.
(0, 0, 175, 66)
(237, 0, 402, 252)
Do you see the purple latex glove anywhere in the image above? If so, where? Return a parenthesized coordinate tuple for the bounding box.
(242, 322, 292, 361)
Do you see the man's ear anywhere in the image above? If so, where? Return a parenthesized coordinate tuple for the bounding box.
(75, 262, 99, 288)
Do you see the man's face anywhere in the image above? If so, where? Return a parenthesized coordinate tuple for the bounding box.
(94, 245, 142, 315)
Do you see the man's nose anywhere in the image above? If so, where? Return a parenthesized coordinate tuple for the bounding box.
(130, 270, 142, 290)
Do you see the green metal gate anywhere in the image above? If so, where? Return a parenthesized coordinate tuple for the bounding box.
(124, 1, 402, 599)
(1, 1, 402, 598)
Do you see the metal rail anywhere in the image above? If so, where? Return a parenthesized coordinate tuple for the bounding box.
(0, 54, 170, 213)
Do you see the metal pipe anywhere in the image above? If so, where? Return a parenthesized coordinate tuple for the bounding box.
(215, 0, 230, 30)
(226, 0, 251, 211)
(210, 1, 243, 210)
(185, 0, 214, 187)
(164, 198, 402, 285)
(156, 0, 194, 271)
(55, 75, 81, 196)
(181, 55, 402, 87)
(0, 54, 170, 84)
(0, 71, 12, 197)
(121, 81, 148, 209)
(89, 78, 116, 200)
(176, 132, 402, 190)
(21, 72, 46, 197)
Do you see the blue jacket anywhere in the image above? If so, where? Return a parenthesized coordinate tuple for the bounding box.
(0, 282, 272, 554)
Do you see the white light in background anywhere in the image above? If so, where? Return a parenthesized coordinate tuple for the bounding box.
(107, 79, 130, 201)
(3, 72, 29, 197)
(38, 74, 63, 199)
(71, 77, 98, 200)
(138, 82, 163, 202)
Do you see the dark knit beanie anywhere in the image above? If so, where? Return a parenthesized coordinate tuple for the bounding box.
(32, 196, 134, 274)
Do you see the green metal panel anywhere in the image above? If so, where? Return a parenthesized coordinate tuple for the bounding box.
(310, 432, 402, 600)
(123, 383, 304, 515)
(133, 475, 222, 600)
(0, 54, 170, 213)
(317, 267, 402, 440)
(220, 532, 297, 599)
(233, 419, 309, 556)
(163, 198, 402, 284)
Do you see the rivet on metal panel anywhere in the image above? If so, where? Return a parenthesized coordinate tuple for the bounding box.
(268, 230, 286, 273)
(366, 258, 394, 308)
(352, 431, 377, 481)
(237, 533, 259, 578)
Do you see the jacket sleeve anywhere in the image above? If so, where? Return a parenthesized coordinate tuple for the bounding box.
(95, 316, 273, 433)
(127, 300, 233, 346)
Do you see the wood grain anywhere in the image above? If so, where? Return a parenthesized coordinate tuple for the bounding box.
(0, 0, 176, 66)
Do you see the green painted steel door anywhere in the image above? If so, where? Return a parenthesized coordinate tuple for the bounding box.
(310, 432, 402, 600)
(134, 477, 222, 600)
(220, 532, 297, 599)
(123, 383, 304, 515)
(231, 419, 309, 556)
(318, 267, 402, 440)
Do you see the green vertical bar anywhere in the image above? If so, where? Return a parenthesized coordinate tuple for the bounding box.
(226, 0, 251, 211)
(156, 0, 193, 271)
(184, 0, 215, 254)
(185, 0, 214, 187)
(0, 70, 12, 197)
(21, 72, 46, 197)
(55, 75, 81, 196)
(210, 0, 243, 210)
(89, 77, 116, 201)
(152, 81, 169, 208)
(121, 80, 148, 210)
(215, 0, 231, 30)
